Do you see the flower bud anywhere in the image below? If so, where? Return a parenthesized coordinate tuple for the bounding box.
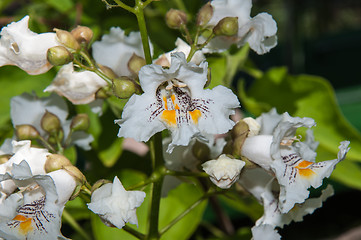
(112, 77, 140, 99)
(15, 124, 40, 140)
(45, 154, 72, 173)
(197, 2, 213, 27)
(0, 155, 11, 164)
(70, 114, 90, 132)
(98, 64, 118, 80)
(41, 111, 61, 133)
(47, 46, 73, 66)
(70, 184, 82, 200)
(128, 53, 146, 76)
(54, 28, 80, 50)
(192, 140, 210, 162)
(71, 25, 93, 45)
(231, 120, 249, 139)
(91, 179, 112, 193)
(213, 17, 238, 36)
(63, 165, 86, 184)
(95, 87, 110, 99)
(242, 117, 260, 137)
(165, 9, 187, 29)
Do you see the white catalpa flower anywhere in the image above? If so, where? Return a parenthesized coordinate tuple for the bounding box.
(11, 93, 94, 150)
(251, 224, 281, 240)
(0, 15, 58, 74)
(92, 27, 153, 77)
(204, 0, 277, 55)
(202, 154, 245, 189)
(154, 38, 205, 67)
(44, 62, 107, 104)
(0, 140, 49, 195)
(87, 176, 146, 229)
(116, 52, 240, 153)
(0, 161, 76, 240)
(241, 109, 350, 213)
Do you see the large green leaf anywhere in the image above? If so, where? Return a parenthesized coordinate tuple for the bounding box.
(239, 67, 361, 163)
(91, 170, 207, 240)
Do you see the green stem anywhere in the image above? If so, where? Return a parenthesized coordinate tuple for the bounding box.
(165, 169, 209, 178)
(63, 209, 92, 240)
(146, 132, 164, 240)
(113, 0, 135, 13)
(135, 0, 152, 64)
(37, 135, 56, 153)
(123, 225, 145, 239)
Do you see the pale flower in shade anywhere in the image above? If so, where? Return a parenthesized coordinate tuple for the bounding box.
(92, 27, 153, 77)
(203, 0, 277, 55)
(154, 38, 205, 67)
(0, 161, 76, 240)
(240, 108, 350, 213)
(202, 154, 245, 189)
(0, 15, 58, 74)
(115, 52, 240, 153)
(11, 93, 94, 150)
(44, 62, 107, 104)
(87, 176, 146, 229)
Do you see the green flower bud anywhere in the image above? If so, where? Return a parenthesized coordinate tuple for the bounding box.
(71, 25, 93, 45)
(45, 154, 72, 173)
(41, 111, 61, 133)
(112, 77, 140, 99)
(47, 46, 73, 66)
(213, 17, 239, 36)
(15, 125, 40, 140)
(192, 140, 211, 162)
(54, 28, 80, 50)
(0, 155, 11, 164)
(197, 2, 213, 27)
(47, 129, 64, 145)
(128, 53, 146, 76)
(98, 64, 118, 80)
(165, 9, 187, 29)
(231, 120, 249, 139)
(95, 87, 110, 99)
(91, 179, 112, 193)
(70, 114, 90, 132)
(70, 184, 82, 200)
(63, 165, 87, 185)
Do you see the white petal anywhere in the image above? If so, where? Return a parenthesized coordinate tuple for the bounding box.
(44, 63, 107, 104)
(0, 16, 58, 74)
(47, 169, 76, 207)
(251, 224, 281, 240)
(92, 27, 152, 77)
(208, 0, 252, 27)
(241, 135, 273, 170)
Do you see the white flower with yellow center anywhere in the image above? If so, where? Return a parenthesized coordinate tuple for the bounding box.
(241, 109, 350, 213)
(204, 0, 277, 55)
(0, 161, 76, 240)
(116, 52, 240, 153)
(0, 16, 58, 75)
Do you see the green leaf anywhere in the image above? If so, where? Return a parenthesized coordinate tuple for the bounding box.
(43, 0, 74, 13)
(239, 67, 361, 162)
(208, 45, 249, 89)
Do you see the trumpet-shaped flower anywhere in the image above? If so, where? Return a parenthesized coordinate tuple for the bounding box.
(87, 176, 146, 229)
(241, 109, 350, 213)
(92, 27, 153, 77)
(11, 93, 93, 150)
(0, 16, 58, 74)
(204, 0, 277, 54)
(0, 161, 76, 239)
(116, 52, 239, 153)
(202, 154, 245, 189)
(44, 63, 107, 104)
(154, 38, 205, 67)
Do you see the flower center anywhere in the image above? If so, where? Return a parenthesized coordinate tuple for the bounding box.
(149, 79, 210, 127)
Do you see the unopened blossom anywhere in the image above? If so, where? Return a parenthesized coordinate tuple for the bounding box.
(0, 161, 76, 239)
(11, 93, 93, 150)
(92, 27, 153, 77)
(241, 109, 350, 213)
(87, 176, 146, 229)
(202, 154, 245, 189)
(116, 52, 240, 153)
(0, 16, 58, 74)
(203, 0, 277, 54)
(44, 63, 107, 104)
(154, 38, 205, 67)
